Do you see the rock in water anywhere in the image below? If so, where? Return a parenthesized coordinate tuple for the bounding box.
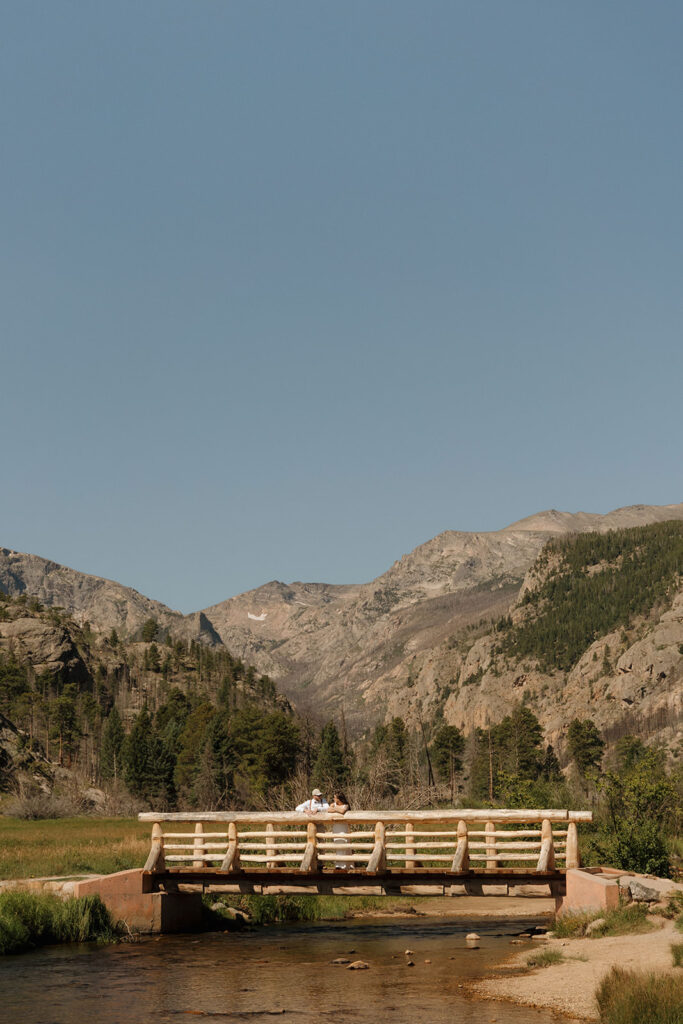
(331, 958, 350, 965)
(347, 961, 369, 970)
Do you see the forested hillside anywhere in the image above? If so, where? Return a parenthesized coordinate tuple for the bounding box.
(497, 521, 683, 671)
(0, 594, 302, 809)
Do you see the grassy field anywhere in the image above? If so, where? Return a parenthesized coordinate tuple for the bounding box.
(0, 818, 150, 879)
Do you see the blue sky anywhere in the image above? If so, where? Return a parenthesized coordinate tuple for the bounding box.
(2, 1, 682, 613)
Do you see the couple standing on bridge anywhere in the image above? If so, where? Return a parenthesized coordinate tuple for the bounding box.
(296, 787, 352, 868)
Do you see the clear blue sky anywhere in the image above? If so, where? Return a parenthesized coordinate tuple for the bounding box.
(2, 2, 682, 613)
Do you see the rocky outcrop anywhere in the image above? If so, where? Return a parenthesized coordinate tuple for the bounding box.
(0, 617, 90, 682)
(0, 549, 187, 640)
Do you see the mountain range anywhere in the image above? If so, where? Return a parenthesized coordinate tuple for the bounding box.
(2, 502, 682, 749)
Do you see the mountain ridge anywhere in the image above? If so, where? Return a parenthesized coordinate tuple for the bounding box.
(2, 501, 682, 740)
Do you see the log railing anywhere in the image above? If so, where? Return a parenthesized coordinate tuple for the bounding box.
(140, 810, 589, 875)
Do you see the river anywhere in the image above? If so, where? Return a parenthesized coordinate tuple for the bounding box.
(0, 916, 577, 1024)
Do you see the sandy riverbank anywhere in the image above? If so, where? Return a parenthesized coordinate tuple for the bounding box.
(345, 894, 556, 919)
(471, 916, 679, 1020)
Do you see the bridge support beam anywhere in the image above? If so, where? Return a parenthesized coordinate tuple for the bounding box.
(556, 868, 619, 916)
(72, 869, 202, 935)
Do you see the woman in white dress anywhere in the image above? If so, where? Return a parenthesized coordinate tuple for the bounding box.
(329, 790, 352, 869)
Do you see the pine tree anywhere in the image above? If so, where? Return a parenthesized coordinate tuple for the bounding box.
(567, 718, 604, 775)
(431, 725, 465, 783)
(541, 744, 562, 781)
(312, 722, 348, 788)
(122, 708, 153, 797)
(100, 707, 125, 782)
(141, 618, 159, 642)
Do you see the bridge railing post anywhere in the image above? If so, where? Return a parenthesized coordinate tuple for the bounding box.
(536, 818, 555, 872)
(301, 821, 318, 871)
(405, 822, 415, 870)
(485, 820, 497, 868)
(565, 821, 579, 869)
(451, 819, 469, 872)
(220, 822, 241, 872)
(144, 821, 165, 872)
(193, 822, 205, 867)
(367, 821, 386, 874)
(266, 822, 276, 869)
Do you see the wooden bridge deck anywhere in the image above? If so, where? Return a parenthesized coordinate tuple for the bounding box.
(139, 809, 590, 896)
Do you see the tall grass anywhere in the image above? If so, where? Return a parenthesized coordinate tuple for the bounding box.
(596, 966, 683, 1024)
(0, 817, 149, 879)
(0, 892, 121, 955)
(526, 948, 565, 968)
(554, 904, 654, 939)
(214, 893, 422, 925)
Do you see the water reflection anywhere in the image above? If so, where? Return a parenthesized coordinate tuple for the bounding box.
(0, 917, 574, 1024)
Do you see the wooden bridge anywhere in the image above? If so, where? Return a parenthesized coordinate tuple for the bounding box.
(139, 809, 592, 897)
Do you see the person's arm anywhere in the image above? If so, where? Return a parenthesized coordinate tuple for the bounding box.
(333, 804, 349, 814)
(295, 801, 308, 812)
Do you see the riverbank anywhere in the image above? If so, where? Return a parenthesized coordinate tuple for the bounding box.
(471, 915, 681, 1020)
(205, 891, 556, 927)
(0, 890, 121, 954)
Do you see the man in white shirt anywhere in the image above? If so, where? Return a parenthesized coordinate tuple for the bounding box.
(296, 788, 329, 813)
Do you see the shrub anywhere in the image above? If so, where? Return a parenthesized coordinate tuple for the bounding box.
(672, 943, 683, 968)
(596, 966, 683, 1023)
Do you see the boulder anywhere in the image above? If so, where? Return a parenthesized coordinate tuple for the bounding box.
(629, 881, 660, 903)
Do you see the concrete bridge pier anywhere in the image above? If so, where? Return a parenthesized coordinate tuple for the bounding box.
(73, 870, 202, 934)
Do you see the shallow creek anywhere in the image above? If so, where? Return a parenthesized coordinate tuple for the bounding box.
(0, 916, 574, 1023)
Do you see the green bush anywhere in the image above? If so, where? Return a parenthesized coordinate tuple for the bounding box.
(592, 748, 677, 878)
(596, 966, 683, 1023)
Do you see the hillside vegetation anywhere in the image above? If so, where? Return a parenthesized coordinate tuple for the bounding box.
(498, 521, 683, 672)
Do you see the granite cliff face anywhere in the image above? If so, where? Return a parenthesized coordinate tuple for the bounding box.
(197, 504, 683, 736)
(0, 549, 187, 639)
(2, 502, 682, 748)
